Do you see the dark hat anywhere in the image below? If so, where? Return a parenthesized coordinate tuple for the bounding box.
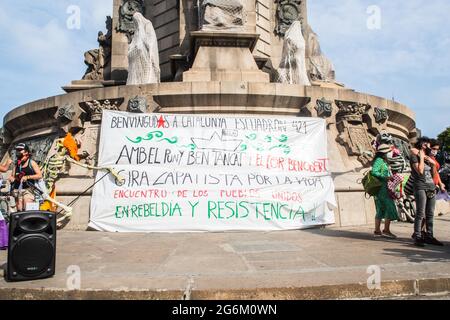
(15, 143, 29, 152)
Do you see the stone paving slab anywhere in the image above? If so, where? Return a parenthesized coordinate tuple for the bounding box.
(0, 215, 449, 300)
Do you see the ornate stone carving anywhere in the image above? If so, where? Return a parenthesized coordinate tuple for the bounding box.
(335, 100, 373, 165)
(275, 0, 302, 36)
(200, 0, 246, 31)
(83, 99, 123, 123)
(18, 134, 59, 165)
(374, 107, 389, 124)
(55, 104, 86, 133)
(336, 101, 370, 123)
(56, 104, 77, 122)
(315, 98, 333, 118)
(82, 16, 112, 81)
(116, 0, 145, 39)
(127, 96, 148, 113)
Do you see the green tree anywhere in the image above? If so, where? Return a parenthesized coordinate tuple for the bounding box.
(437, 127, 450, 151)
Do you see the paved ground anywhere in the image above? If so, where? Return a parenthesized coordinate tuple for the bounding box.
(0, 214, 449, 300)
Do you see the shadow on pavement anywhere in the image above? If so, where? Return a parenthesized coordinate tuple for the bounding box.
(302, 227, 450, 263)
(381, 247, 450, 263)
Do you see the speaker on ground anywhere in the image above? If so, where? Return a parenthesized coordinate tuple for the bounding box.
(6, 211, 56, 282)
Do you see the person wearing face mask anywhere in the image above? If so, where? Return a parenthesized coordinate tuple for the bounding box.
(7, 143, 43, 212)
(429, 139, 446, 193)
(410, 137, 443, 247)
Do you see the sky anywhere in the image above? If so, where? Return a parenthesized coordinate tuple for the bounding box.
(0, 0, 449, 137)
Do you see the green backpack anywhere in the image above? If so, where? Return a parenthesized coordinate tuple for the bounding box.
(362, 171, 382, 197)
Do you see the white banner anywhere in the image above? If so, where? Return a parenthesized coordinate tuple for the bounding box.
(89, 111, 336, 232)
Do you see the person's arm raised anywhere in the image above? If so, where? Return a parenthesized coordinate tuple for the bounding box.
(0, 159, 12, 172)
(412, 150, 425, 175)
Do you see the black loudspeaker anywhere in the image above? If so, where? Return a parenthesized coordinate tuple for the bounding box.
(6, 211, 56, 282)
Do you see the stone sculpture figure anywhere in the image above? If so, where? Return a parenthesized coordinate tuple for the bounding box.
(277, 21, 311, 86)
(199, 0, 246, 30)
(127, 12, 160, 85)
(82, 16, 112, 81)
(305, 24, 335, 82)
(117, 0, 145, 39)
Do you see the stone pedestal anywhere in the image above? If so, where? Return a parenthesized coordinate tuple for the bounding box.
(183, 32, 270, 82)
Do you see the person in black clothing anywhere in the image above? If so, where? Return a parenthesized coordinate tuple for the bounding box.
(8, 143, 43, 212)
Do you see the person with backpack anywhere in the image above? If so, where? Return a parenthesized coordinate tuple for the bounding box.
(372, 144, 399, 238)
(8, 143, 43, 212)
(410, 137, 443, 247)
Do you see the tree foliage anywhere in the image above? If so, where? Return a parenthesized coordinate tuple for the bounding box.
(438, 127, 450, 151)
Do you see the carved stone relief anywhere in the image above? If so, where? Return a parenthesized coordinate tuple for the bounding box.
(81, 99, 124, 123)
(274, 0, 303, 36)
(335, 100, 373, 165)
(15, 134, 60, 165)
(55, 104, 86, 133)
(116, 0, 145, 40)
(315, 98, 332, 118)
(56, 104, 77, 122)
(127, 96, 148, 113)
(374, 107, 389, 124)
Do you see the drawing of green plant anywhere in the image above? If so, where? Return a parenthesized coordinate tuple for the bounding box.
(240, 133, 291, 154)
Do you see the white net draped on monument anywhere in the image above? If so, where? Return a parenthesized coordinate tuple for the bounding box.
(199, 0, 247, 30)
(127, 12, 160, 85)
(277, 21, 311, 86)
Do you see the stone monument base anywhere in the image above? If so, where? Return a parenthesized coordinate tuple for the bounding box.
(2, 81, 424, 231)
(183, 32, 270, 83)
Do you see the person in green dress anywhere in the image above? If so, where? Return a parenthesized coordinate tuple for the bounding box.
(372, 144, 399, 238)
